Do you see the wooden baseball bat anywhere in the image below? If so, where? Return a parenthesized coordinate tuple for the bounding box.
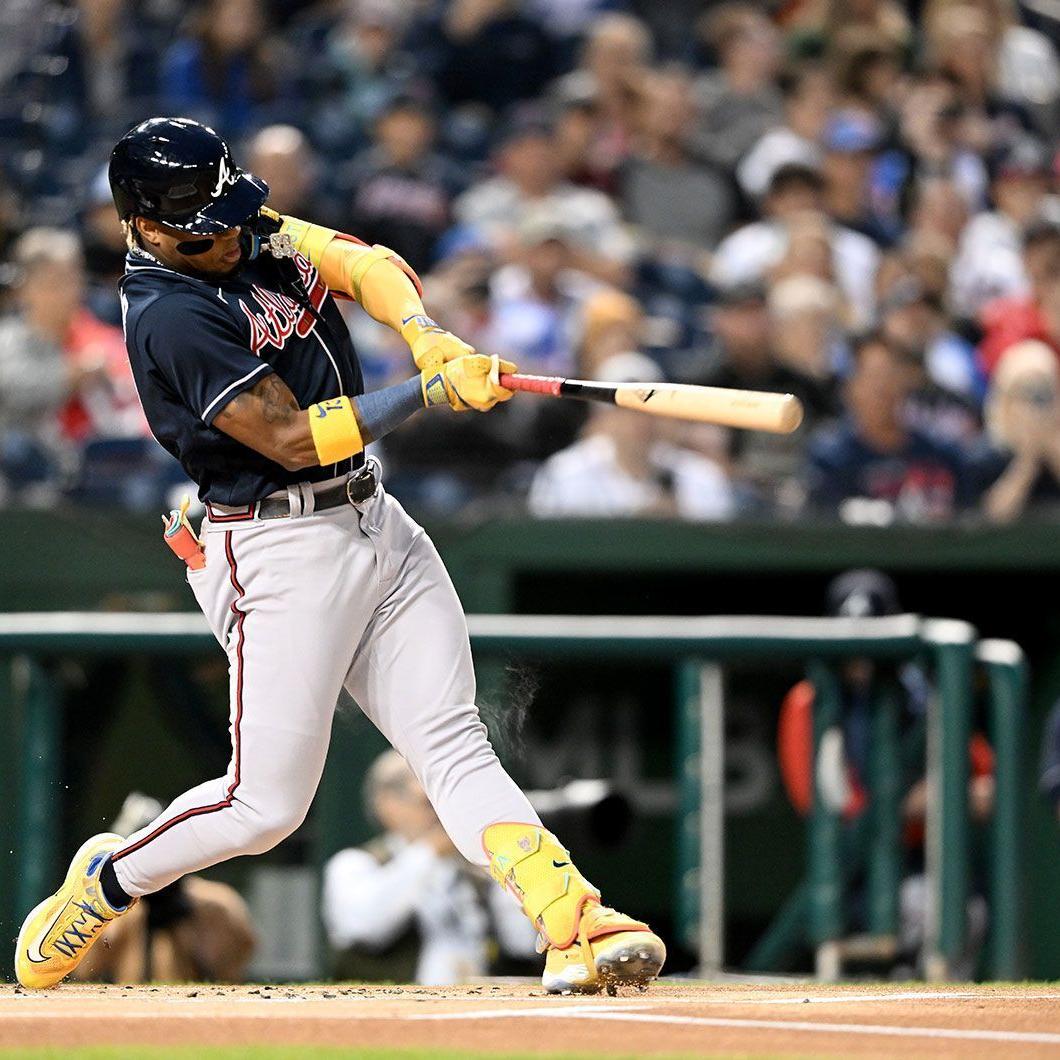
(499, 373, 804, 434)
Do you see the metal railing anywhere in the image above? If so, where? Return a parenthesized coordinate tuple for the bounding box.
(0, 611, 1026, 981)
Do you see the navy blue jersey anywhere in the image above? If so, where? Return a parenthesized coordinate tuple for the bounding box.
(120, 247, 365, 505)
(805, 419, 973, 518)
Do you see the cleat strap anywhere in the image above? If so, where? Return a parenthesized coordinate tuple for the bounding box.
(524, 872, 573, 922)
(482, 823, 600, 949)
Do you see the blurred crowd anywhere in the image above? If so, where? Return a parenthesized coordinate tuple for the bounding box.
(1, 0, 1059, 524)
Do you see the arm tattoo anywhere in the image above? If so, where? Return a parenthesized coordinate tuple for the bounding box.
(215, 373, 298, 430)
(256, 374, 298, 425)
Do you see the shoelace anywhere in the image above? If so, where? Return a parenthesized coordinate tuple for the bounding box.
(50, 900, 111, 959)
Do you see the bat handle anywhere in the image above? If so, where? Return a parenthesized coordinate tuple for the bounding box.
(499, 372, 563, 396)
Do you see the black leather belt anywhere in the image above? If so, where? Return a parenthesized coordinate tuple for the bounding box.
(256, 462, 378, 520)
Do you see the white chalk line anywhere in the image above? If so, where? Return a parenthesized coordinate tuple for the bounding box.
(404, 1008, 1060, 1045)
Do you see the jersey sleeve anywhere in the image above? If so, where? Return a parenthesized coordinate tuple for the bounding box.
(134, 291, 274, 425)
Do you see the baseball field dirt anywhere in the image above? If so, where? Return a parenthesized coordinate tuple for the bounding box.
(0, 980, 1058, 1059)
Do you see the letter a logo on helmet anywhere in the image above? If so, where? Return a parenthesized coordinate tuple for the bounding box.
(211, 155, 240, 200)
(109, 117, 269, 235)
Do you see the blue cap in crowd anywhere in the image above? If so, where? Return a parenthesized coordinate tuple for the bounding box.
(823, 111, 883, 154)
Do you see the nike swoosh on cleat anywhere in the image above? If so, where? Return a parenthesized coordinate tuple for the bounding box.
(24, 901, 73, 964)
(552, 860, 570, 868)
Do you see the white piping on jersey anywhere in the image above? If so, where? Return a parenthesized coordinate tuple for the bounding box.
(200, 362, 272, 422)
(310, 328, 346, 477)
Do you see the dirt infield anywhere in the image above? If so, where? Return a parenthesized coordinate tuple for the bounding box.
(1, 980, 1059, 1058)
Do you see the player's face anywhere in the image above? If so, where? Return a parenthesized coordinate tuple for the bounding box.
(137, 219, 244, 278)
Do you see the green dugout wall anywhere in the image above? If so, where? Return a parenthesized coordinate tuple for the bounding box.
(1, 510, 1058, 978)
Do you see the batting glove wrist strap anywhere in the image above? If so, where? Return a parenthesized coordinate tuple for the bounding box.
(424, 354, 517, 412)
(402, 316, 477, 375)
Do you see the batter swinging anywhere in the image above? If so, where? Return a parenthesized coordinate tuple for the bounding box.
(15, 118, 665, 995)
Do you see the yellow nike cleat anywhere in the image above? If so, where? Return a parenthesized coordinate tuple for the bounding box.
(481, 823, 666, 995)
(542, 902, 666, 995)
(15, 833, 132, 989)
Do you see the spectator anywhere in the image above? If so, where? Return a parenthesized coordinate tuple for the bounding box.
(712, 163, 880, 327)
(578, 288, 644, 376)
(689, 3, 784, 171)
(323, 751, 536, 984)
(907, 177, 972, 249)
(338, 96, 466, 271)
(627, 0, 703, 62)
(820, 108, 895, 246)
(819, 0, 913, 55)
(924, 0, 1057, 138)
(898, 73, 990, 212)
(698, 282, 833, 417)
(768, 273, 845, 387)
(528, 353, 734, 519)
(619, 68, 738, 254)
(79, 165, 128, 327)
(319, 0, 415, 148)
(879, 275, 983, 406)
(771, 212, 841, 290)
(245, 124, 323, 220)
(454, 110, 634, 287)
(805, 332, 973, 521)
(70, 0, 160, 136)
(738, 64, 834, 201)
(571, 14, 654, 187)
(0, 229, 108, 499)
(974, 340, 1060, 523)
(830, 26, 904, 116)
(160, 0, 281, 136)
(414, 0, 554, 113)
(697, 282, 833, 512)
(487, 209, 600, 377)
(951, 135, 1055, 320)
(528, 0, 617, 55)
(978, 214, 1060, 374)
(549, 75, 613, 194)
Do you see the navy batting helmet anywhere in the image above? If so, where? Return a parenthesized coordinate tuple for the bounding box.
(109, 117, 268, 234)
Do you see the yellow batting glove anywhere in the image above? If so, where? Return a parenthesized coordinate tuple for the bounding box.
(421, 354, 517, 412)
(401, 314, 475, 374)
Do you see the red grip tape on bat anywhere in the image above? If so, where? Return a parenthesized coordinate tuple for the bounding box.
(499, 373, 562, 396)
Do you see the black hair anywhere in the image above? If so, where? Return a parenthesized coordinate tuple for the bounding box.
(848, 329, 898, 366)
(1023, 218, 1060, 251)
(767, 162, 826, 198)
(776, 63, 825, 100)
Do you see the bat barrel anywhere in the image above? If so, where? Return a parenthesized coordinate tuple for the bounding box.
(613, 382, 803, 434)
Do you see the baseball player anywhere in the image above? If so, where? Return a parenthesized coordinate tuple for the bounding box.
(16, 118, 665, 995)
